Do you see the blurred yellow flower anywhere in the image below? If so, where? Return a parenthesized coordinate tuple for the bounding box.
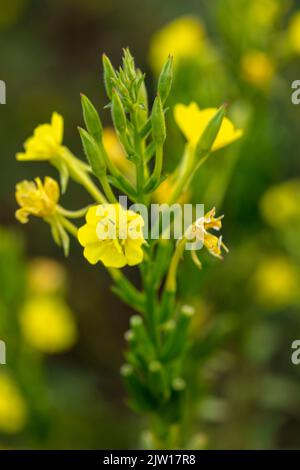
(15, 177, 59, 223)
(174, 102, 242, 151)
(0, 373, 27, 434)
(16, 112, 64, 161)
(249, 0, 281, 27)
(20, 297, 77, 353)
(149, 16, 206, 73)
(153, 176, 190, 204)
(27, 258, 66, 295)
(241, 51, 275, 88)
(253, 256, 299, 308)
(78, 204, 145, 268)
(103, 127, 135, 179)
(288, 11, 300, 54)
(260, 179, 300, 227)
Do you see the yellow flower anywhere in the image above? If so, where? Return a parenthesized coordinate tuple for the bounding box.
(78, 204, 145, 268)
(15, 176, 59, 223)
(174, 102, 242, 151)
(20, 297, 77, 353)
(103, 127, 135, 179)
(288, 11, 300, 54)
(253, 256, 299, 308)
(27, 257, 66, 295)
(16, 112, 64, 161)
(0, 373, 27, 434)
(186, 207, 228, 260)
(241, 51, 275, 88)
(149, 16, 206, 73)
(260, 179, 300, 227)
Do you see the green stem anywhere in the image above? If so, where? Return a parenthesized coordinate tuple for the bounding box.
(168, 146, 209, 205)
(145, 144, 163, 192)
(108, 268, 145, 312)
(99, 141, 136, 196)
(59, 216, 78, 238)
(165, 238, 187, 293)
(61, 148, 107, 204)
(100, 174, 117, 203)
(57, 205, 90, 218)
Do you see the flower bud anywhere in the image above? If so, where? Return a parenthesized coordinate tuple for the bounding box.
(102, 53, 117, 100)
(195, 104, 226, 159)
(78, 127, 106, 179)
(157, 55, 173, 104)
(111, 89, 127, 134)
(80, 94, 103, 143)
(151, 95, 166, 145)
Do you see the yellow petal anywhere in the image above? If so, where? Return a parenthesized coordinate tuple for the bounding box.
(99, 242, 127, 268)
(77, 224, 99, 246)
(51, 112, 64, 144)
(44, 177, 60, 204)
(83, 242, 106, 265)
(174, 102, 243, 151)
(86, 205, 101, 224)
(125, 240, 144, 266)
(15, 208, 30, 224)
(174, 102, 203, 145)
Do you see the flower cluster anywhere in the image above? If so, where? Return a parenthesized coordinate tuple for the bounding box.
(14, 48, 243, 446)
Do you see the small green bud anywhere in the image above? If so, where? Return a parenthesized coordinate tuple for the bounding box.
(122, 48, 136, 81)
(148, 361, 168, 401)
(136, 71, 148, 127)
(111, 89, 127, 134)
(80, 94, 103, 143)
(157, 55, 173, 104)
(130, 315, 147, 342)
(195, 104, 226, 159)
(102, 53, 117, 100)
(151, 95, 166, 145)
(78, 127, 106, 179)
(121, 364, 156, 411)
(162, 304, 194, 360)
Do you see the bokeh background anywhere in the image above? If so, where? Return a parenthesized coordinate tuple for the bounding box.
(1, 0, 300, 449)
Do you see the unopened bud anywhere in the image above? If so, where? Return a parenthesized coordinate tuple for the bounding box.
(81, 94, 103, 143)
(157, 55, 173, 104)
(151, 95, 166, 145)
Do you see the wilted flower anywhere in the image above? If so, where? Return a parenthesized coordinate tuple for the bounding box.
(15, 177, 59, 224)
(20, 297, 77, 353)
(149, 16, 206, 73)
(16, 112, 64, 161)
(78, 204, 145, 268)
(166, 208, 227, 292)
(186, 207, 228, 261)
(0, 373, 27, 434)
(241, 51, 275, 88)
(174, 102, 242, 151)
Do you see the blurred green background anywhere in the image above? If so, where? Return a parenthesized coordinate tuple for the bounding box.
(1, 0, 300, 449)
